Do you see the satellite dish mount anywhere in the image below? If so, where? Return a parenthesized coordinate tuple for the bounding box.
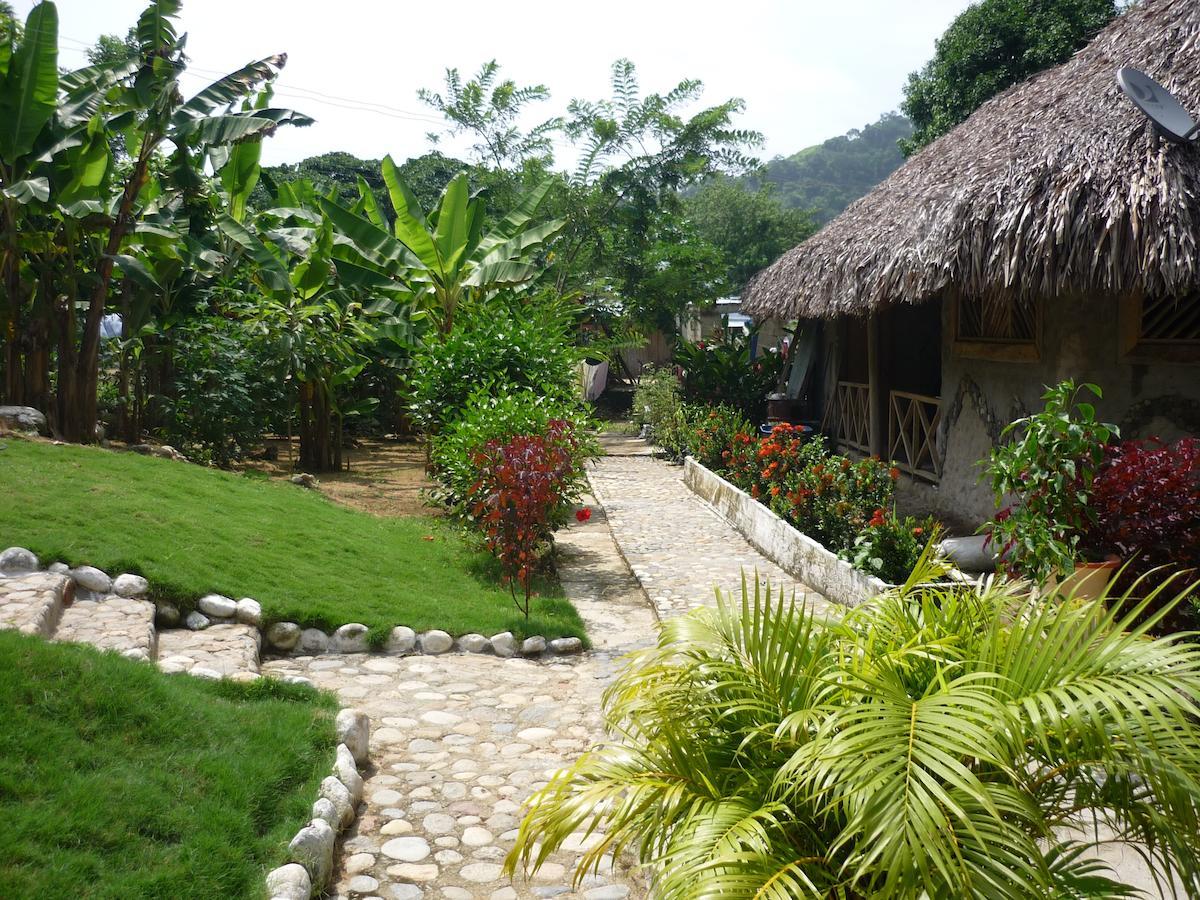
(1117, 67, 1200, 143)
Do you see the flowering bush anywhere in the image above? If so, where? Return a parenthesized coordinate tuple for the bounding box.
(844, 514, 941, 584)
(466, 421, 583, 619)
(721, 423, 898, 557)
(692, 404, 754, 471)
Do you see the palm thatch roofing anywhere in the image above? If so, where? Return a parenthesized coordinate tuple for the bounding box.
(742, 0, 1200, 320)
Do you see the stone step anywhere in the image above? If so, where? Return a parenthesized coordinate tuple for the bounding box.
(0, 572, 70, 637)
(54, 594, 157, 661)
(156, 624, 261, 680)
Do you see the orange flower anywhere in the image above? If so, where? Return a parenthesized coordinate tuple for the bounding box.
(889, 467, 900, 480)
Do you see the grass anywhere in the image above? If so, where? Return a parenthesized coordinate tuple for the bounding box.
(0, 631, 335, 899)
(0, 438, 586, 640)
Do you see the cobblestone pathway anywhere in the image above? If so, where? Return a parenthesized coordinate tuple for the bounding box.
(263, 494, 656, 900)
(589, 433, 833, 619)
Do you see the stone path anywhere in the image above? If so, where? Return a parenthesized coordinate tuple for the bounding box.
(589, 433, 833, 619)
(263, 493, 657, 900)
(0, 569, 264, 677)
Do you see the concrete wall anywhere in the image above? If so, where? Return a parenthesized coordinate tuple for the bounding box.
(933, 291, 1200, 529)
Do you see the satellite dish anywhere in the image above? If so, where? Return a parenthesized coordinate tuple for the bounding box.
(1117, 67, 1199, 143)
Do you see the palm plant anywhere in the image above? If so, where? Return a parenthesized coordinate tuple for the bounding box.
(507, 553, 1200, 898)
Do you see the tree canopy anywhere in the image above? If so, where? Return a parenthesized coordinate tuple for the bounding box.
(900, 0, 1119, 155)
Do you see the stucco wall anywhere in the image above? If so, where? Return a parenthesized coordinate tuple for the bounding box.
(933, 292, 1200, 528)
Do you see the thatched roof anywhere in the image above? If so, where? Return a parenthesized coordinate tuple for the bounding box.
(742, 0, 1200, 320)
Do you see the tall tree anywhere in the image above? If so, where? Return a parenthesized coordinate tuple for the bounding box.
(418, 61, 562, 172)
(685, 178, 815, 291)
(900, 0, 1119, 155)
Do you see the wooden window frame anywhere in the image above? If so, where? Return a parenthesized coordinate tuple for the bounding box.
(1118, 294, 1200, 364)
(949, 293, 1041, 363)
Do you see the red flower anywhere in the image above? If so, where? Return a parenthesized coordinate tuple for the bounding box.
(889, 467, 900, 480)
(575, 508, 592, 523)
(868, 508, 887, 528)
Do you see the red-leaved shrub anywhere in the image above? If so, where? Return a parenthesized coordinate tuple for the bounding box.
(1086, 437, 1200, 626)
(467, 420, 581, 619)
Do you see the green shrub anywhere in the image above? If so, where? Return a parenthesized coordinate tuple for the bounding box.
(408, 297, 582, 434)
(631, 365, 682, 430)
(509, 570, 1200, 898)
(431, 390, 598, 510)
(843, 512, 941, 584)
(674, 331, 783, 422)
(159, 317, 282, 466)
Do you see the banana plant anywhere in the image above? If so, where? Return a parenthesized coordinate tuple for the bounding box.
(321, 156, 564, 333)
(54, 0, 312, 442)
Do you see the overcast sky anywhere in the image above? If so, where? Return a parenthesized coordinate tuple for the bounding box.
(24, 0, 972, 168)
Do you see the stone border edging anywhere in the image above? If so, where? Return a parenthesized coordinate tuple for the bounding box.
(682, 457, 890, 608)
(266, 708, 371, 900)
(0, 549, 587, 665)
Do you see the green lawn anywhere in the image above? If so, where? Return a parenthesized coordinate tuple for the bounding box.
(0, 438, 585, 641)
(0, 631, 334, 899)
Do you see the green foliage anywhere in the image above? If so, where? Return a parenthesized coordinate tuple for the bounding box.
(418, 60, 562, 170)
(323, 162, 563, 334)
(900, 0, 1118, 154)
(845, 514, 941, 584)
(631, 364, 681, 430)
(983, 380, 1118, 584)
(0, 629, 335, 899)
(158, 317, 282, 467)
(431, 389, 597, 511)
(508, 569, 1200, 898)
(684, 177, 815, 289)
(408, 296, 583, 434)
(0, 438, 587, 641)
(749, 112, 912, 224)
(674, 331, 782, 422)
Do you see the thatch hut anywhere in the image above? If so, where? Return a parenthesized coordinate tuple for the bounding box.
(742, 0, 1200, 527)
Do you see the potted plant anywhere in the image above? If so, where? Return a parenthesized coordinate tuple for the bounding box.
(981, 380, 1118, 595)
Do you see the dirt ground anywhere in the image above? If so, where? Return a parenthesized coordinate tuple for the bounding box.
(237, 437, 439, 518)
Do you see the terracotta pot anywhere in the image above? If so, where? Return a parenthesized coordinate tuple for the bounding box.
(1053, 560, 1120, 602)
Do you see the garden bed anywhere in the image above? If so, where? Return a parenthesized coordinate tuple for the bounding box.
(684, 458, 887, 607)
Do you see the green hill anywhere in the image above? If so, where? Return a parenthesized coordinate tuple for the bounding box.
(753, 112, 912, 225)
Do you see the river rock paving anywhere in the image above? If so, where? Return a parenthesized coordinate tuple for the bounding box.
(157, 624, 261, 678)
(263, 492, 655, 900)
(589, 433, 833, 619)
(55, 593, 156, 661)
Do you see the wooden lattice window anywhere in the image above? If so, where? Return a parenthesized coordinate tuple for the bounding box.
(951, 293, 1040, 362)
(1119, 294, 1200, 363)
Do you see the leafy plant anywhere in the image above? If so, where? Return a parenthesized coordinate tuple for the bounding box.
(630, 364, 681, 431)
(674, 330, 782, 422)
(159, 317, 276, 466)
(431, 389, 597, 511)
(408, 296, 582, 434)
(721, 422, 898, 558)
(983, 380, 1117, 584)
(844, 512, 941, 584)
(320, 161, 563, 335)
(507, 562, 1200, 898)
(466, 421, 583, 620)
(1085, 437, 1200, 629)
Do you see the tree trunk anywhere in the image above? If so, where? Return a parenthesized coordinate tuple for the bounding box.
(58, 139, 155, 444)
